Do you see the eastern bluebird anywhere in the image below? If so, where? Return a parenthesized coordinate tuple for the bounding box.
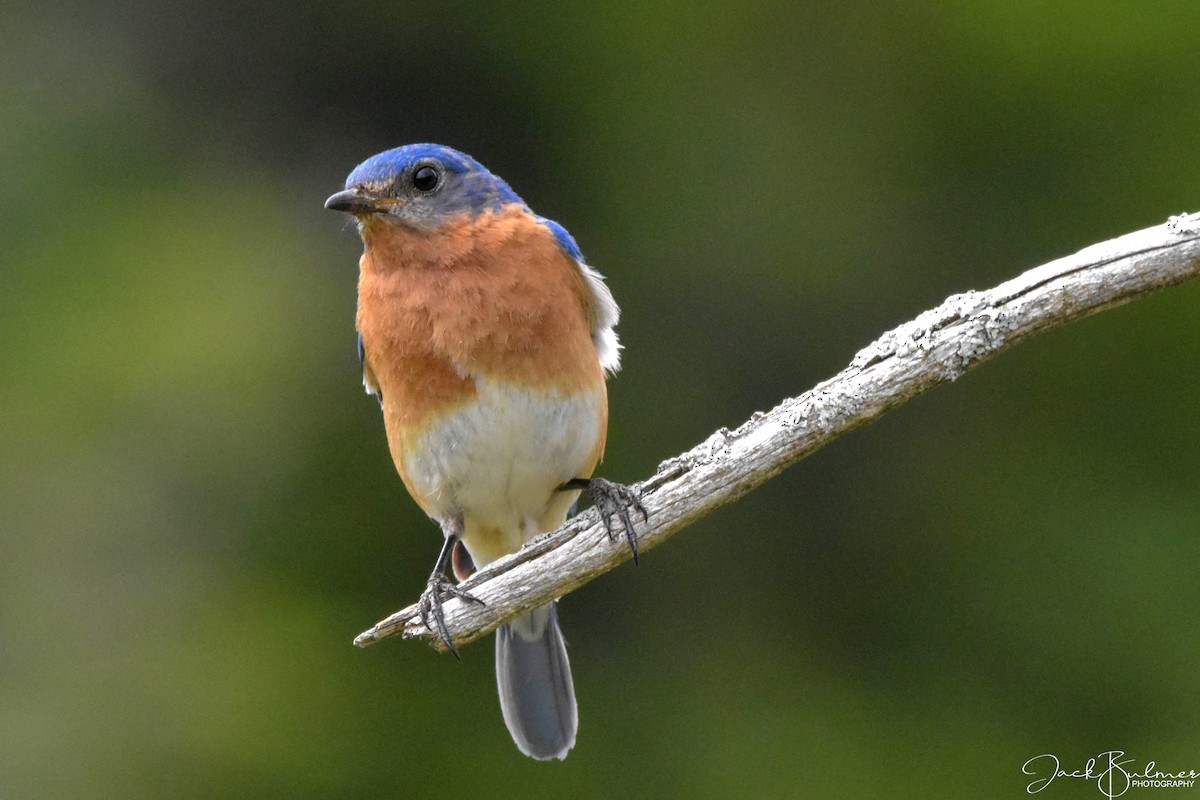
(326, 144, 643, 761)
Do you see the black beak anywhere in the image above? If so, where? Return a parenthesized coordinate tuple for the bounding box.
(324, 189, 386, 214)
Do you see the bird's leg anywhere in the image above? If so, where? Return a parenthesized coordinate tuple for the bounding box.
(418, 517, 485, 659)
(562, 477, 649, 565)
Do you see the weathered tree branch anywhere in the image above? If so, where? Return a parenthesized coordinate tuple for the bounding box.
(355, 212, 1200, 653)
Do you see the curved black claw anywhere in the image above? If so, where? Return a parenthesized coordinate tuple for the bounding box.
(418, 571, 484, 660)
(565, 477, 648, 565)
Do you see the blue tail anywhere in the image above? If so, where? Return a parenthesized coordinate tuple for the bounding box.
(495, 602, 577, 760)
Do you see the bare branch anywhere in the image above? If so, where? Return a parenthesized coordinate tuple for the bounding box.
(354, 212, 1200, 653)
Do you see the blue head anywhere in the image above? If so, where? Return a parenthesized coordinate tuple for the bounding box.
(325, 144, 524, 228)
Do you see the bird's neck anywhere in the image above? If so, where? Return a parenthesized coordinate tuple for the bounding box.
(359, 211, 493, 275)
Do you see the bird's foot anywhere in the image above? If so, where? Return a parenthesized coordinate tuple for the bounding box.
(418, 570, 484, 659)
(565, 477, 648, 565)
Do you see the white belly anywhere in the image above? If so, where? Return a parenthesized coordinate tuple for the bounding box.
(402, 377, 603, 564)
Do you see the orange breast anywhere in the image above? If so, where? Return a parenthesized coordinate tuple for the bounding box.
(355, 206, 606, 500)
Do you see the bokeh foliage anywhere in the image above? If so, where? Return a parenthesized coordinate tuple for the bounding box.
(3, 2, 1199, 797)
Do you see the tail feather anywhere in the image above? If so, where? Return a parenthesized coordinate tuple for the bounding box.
(495, 602, 577, 760)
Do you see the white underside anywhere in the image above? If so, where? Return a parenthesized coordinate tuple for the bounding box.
(402, 377, 602, 565)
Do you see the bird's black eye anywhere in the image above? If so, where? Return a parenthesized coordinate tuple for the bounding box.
(412, 165, 440, 193)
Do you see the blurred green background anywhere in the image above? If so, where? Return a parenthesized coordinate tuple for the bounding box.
(3, 1, 1199, 797)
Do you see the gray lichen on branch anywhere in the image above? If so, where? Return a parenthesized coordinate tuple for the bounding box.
(354, 211, 1200, 654)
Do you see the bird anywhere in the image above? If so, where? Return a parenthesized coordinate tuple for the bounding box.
(325, 143, 644, 761)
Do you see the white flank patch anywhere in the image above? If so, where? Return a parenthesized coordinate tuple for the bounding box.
(577, 262, 622, 374)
